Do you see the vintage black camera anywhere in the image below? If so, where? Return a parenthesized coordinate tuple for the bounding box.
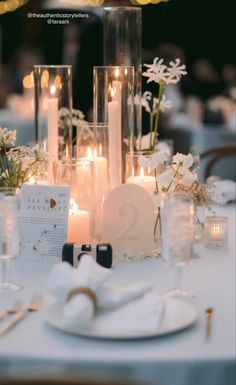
(62, 243, 113, 269)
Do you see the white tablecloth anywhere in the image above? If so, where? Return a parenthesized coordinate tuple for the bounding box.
(0, 205, 235, 385)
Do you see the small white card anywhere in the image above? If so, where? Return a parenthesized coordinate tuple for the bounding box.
(19, 185, 70, 262)
(102, 184, 156, 258)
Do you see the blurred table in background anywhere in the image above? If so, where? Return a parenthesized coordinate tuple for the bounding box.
(0, 109, 35, 146)
(163, 126, 236, 181)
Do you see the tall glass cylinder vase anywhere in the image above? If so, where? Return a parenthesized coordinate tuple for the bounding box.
(76, 122, 110, 240)
(103, 7, 142, 150)
(93, 65, 134, 187)
(33, 65, 73, 161)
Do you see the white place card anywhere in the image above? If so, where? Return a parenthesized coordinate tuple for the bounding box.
(19, 185, 70, 262)
(102, 184, 156, 258)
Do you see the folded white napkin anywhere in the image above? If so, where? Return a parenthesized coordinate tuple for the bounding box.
(94, 293, 165, 333)
(210, 179, 236, 205)
(48, 254, 155, 329)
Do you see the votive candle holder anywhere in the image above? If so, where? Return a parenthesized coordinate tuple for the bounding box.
(205, 215, 228, 250)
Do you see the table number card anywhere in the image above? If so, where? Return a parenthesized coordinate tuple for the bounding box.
(102, 184, 156, 258)
(19, 185, 70, 262)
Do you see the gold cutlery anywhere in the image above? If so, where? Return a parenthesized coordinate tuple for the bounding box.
(0, 293, 43, 337)
(0, 299, 22, 320)
(205, 307, 214, 341)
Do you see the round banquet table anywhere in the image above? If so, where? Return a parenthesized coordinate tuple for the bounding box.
(0, 205, 235, 385)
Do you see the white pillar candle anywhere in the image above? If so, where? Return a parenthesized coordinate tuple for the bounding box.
(112, 79, 122, 105)
(48, 85, 58, 161)
(94, 153, 108, 195)
(108, 100, 122, 188)
(126, 168, 156, 194)
(68, 199, 90, 244)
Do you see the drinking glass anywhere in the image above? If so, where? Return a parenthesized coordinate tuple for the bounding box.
(161, 195, 194, 298)
(0, 188, 22, 292)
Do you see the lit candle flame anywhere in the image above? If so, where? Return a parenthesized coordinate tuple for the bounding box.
(54, 75, 61, 89)
(28, 175, 36, 184)
(87, 147, 93, 161)
(111, 87, 115, 99)
(23, 72, 34, 89)
(70, 198, 78, 212)
(50, 84, 56, 96)
(41, 70, 49, 88)
(115, 68, 120, 78)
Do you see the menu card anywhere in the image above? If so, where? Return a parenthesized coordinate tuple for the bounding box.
(19, 185, 70, 262)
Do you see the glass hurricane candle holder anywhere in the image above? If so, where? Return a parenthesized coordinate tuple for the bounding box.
(103, 6, 142, 149)
(53, 160, 94, 244)
(93, 65, 134, 187)
(125, 151, 166, 195)
(33, 65, 73, 161)
(76, 122, 110, 240)
(205, 216, 228, 250)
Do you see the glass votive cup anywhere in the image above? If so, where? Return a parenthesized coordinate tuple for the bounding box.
(125, 151, 165, 195)
(205, 215, 228, 250)
(53, 159, 94, 244)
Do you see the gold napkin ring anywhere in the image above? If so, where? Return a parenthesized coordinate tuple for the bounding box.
(66, 287, 97, 310)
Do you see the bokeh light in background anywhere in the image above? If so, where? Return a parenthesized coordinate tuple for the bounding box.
(0, 0, 235, 168)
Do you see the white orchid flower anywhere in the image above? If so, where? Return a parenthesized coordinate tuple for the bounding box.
(142, 57, 169, 84)
(140, 133, 151, 150)
(153, 94, 172, 112)
(138, 149, 169, 171)
(173, 153, 194, 169)
(178, 168, 198, 186)
(143, 57, 187, 86)
(165, 58, 187, 85)
(156, 142, 171, 159)
(138, 155, 151, 169)
(0, 127, 17, 146)
(150, 151, 169, 169)
(156, 169, 175, 192)
(134, 92, 154, 113)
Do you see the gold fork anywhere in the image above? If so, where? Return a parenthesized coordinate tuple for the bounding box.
(0, 299, 22, 320)
(205, 307, 214, 341)
(0, 293, 43, 337)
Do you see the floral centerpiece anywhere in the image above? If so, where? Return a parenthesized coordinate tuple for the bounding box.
(139, 57, 187, 151)
(139, 150, 213, 255)
(0, 127, 47, 187)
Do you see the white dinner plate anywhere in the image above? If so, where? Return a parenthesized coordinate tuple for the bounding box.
(44, 298, 197, 340)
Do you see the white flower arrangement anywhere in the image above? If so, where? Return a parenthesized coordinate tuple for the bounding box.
(142, 58, 187, 86)
(138, 149, 213, 244)
(141, 57, 187, 150)
(0, 127, 17, 147)
(0, 127, 47, 187)
(138, 150, 212, 207)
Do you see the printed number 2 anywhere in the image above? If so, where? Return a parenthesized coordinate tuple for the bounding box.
(117, 203, 139, 240)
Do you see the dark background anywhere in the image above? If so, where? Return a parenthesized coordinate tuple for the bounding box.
(1, 0, 235, 67)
